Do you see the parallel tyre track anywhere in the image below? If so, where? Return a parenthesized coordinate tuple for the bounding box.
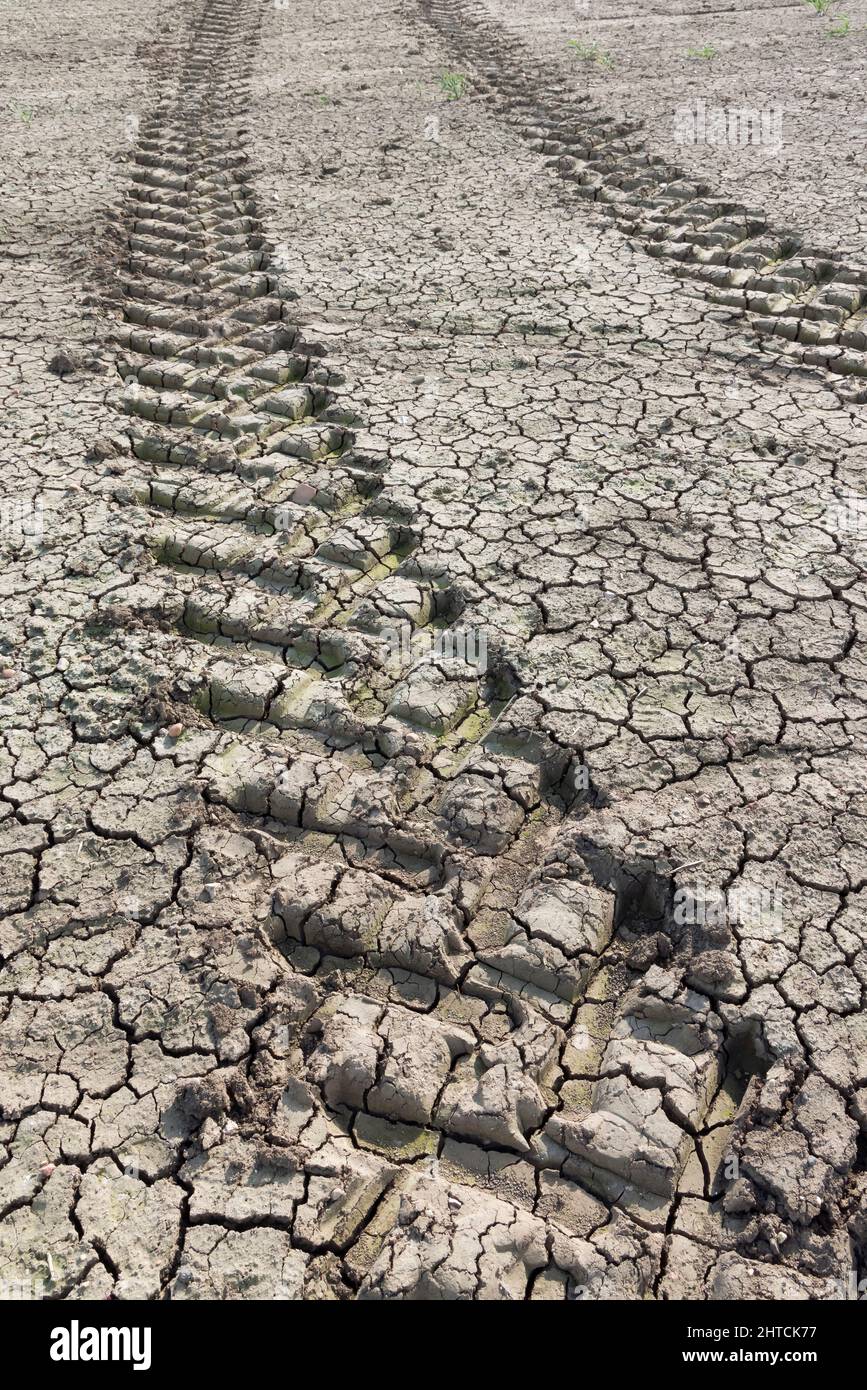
(417, 0, 867, 402)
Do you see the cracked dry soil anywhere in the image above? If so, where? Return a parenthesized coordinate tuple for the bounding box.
(1, 0, 865, 1302)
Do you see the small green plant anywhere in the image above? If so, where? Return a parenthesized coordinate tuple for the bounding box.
(438, 71, 467, 100)
(804, 0, 836, 12)
(566, 38, 614, 70)
(19, 108, 32, 124)
(827, 13, 850, 33)
(687, 42, 717, 59)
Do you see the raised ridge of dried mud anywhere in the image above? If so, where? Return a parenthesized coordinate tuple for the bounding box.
(0, 0, 864, 1301)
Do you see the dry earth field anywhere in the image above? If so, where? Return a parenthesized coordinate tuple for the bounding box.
(0, 0, 866, 1301)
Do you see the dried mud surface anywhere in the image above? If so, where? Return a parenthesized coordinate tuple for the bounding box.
(485, 0, 867, 262)
(0, 0, 865, 1301)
